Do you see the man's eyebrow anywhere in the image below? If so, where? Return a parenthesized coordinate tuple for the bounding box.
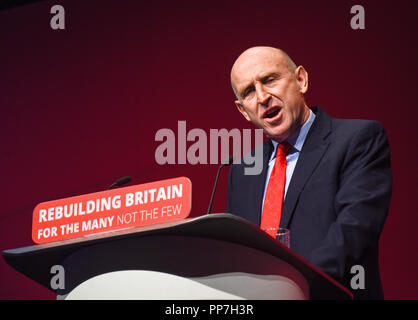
(239, 72, 281, 97)
(260, 72, 280, 81)
(240, 82, 254, 97)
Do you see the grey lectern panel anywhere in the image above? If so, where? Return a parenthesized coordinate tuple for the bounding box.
(2, 213, 352, 299)
(61, 236, 309, 299)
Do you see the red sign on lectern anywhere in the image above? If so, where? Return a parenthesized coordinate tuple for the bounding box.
(32, 177, 192, 244)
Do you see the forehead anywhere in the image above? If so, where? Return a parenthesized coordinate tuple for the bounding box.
(231, 50, 288, 89)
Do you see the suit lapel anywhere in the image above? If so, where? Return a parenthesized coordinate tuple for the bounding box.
(280, 107, 332, 229)
(249, 139, 274, 225)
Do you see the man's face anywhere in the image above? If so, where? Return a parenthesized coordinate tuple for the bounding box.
(231, 48, 310, 142)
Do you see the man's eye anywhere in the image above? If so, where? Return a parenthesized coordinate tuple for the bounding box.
(243, 87, 254, 98)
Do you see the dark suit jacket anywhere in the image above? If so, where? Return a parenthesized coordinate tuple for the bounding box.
(226, 107, 392, 299)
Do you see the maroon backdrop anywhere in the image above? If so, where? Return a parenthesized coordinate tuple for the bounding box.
(1, 0, 417, 299)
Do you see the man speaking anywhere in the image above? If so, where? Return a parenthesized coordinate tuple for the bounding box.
(226, 46, 392, 299)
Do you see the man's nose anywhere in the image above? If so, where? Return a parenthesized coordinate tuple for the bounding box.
(255, 85, 270, 107)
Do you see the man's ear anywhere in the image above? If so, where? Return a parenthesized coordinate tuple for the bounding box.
(295, 66, 308, 94)
(235, 100, 251, 121)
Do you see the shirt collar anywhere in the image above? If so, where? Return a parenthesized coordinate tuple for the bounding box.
(270, 109, 316, 160)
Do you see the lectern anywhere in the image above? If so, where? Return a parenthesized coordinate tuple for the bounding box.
(2, 213, 352, 300)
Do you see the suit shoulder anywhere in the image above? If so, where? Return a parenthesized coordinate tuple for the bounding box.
(331, 117, 384, 132)
(330, 117, 387, 142)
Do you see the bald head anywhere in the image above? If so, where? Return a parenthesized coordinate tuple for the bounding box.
(229, 46, 309, 142)
(231, 46, 297, 99)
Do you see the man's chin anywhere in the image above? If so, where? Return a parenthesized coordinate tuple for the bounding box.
(263, 122, 289, 141)
(266, 132, 288, 143)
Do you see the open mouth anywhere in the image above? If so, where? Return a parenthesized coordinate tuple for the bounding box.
(263, 106, 281, 119)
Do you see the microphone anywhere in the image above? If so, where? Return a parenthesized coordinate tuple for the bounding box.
(206, 155, 234, 215)
(107, 176, 132, 190)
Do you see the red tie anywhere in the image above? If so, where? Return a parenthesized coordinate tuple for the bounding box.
(261, 142, 291, 237)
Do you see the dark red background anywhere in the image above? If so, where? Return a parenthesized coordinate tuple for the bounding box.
(1, 0, 417, 299)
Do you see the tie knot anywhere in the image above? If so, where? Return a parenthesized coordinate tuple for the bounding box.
(278, 141, 292, 155)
